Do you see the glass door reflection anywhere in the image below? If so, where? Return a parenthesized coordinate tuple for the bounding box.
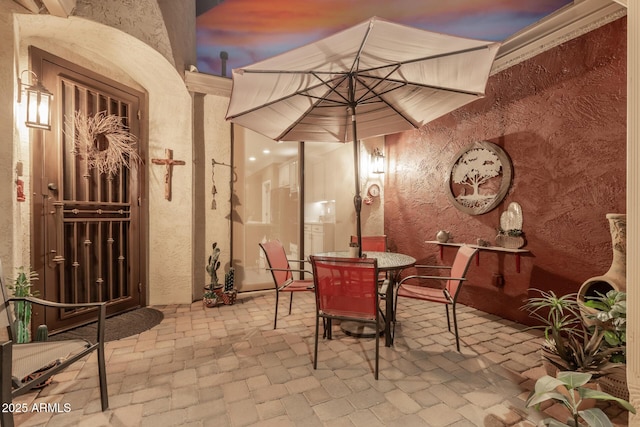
(303, 142, 356, 260)
(232, 128, 300, 291)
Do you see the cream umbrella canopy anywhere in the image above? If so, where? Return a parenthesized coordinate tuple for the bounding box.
(226, 16, 500, 255)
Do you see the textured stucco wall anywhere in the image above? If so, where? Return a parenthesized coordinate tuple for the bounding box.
(0, 2, 20, 273)
(386, 17, 627, 325)
(74, 0, 175, 67)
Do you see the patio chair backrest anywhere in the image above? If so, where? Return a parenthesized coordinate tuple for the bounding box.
(310, 256, 379, 321)
(350, 235, 387, 252)
(446, 245, 478, 300)
(260, 240, 292, 287)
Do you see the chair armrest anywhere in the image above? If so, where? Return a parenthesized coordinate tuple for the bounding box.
(9, 296, 106, 310)
(398, 275, 466, 285)
(266, 267, 314, 276)
(414, 264, 452, 269)
(287, 259, 309, 265)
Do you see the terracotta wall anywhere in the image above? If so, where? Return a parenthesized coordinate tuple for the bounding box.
(385, 17, 627, 325)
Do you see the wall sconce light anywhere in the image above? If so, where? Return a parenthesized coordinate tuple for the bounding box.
(18, 70, 53, 130)
(370, 147, 385, 174)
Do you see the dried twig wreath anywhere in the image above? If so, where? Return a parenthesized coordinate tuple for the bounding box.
(72, 111, 141, 177)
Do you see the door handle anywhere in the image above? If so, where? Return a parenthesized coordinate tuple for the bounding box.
(52, 202, 65, 264)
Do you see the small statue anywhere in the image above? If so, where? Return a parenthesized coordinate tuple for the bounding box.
(206, 242, 222, 289)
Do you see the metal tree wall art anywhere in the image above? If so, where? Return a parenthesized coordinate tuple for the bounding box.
(446, 141, 513, 215)
(71, 111, 141, 177)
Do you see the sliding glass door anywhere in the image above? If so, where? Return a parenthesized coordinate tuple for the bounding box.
(232, 129, 356, 292)
(232, 127, 300, 291)
(303, 142, 356, 260)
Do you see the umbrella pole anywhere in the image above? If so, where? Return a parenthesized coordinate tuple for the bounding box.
(351, 107, 363, 258)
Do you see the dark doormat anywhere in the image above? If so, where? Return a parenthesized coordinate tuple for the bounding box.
(48, 307, 164, 342)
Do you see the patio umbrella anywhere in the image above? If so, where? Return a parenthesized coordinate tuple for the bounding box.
(226, 16, 500, 255)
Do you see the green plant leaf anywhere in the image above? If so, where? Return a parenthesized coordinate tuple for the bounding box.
(578, 408, 614, 427)
(557, 371, 592, 388)
(526, 390, 569, 408)
(580, 388, 636, 413)
(535, 375, 566, 393)
(544, 419, 572, 427)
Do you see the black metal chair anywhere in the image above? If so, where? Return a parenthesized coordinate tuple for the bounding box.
(1, 259, 108, 427)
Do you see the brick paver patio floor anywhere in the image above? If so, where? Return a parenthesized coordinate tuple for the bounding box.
(12, 291, 631, 426)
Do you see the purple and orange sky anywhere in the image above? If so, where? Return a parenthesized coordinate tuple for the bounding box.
(196, 0, 573, 77)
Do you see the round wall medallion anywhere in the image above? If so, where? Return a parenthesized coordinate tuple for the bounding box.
(445, 141, 513, 215)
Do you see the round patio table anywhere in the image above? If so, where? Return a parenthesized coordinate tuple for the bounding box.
(313, 251, 416, 346)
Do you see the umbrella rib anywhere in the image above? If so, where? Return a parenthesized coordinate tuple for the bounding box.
(311, 72, 351, 105)
(355, 76, 420, 129)
(273, 73, 352, 141)
(360, 74, 484, 97)
(226, 74, 349, 120)
(358, 44, 494, 75)
(349, 19, 376, 75)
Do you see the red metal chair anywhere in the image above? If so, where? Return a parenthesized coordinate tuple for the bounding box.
(394, 245, 478, 352)
(350, 235, 388, 252)
(259, 240, 314, 329)
(310, 255, 381, 379)
(351, 235, 388, 284)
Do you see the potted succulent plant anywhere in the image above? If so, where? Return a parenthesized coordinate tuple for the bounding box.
(203, 242, 237, 307)
(583, 290, 627, 400)
(7, 267, 39, 343)
(583, 290, 626, 363)
(526, 371, 635, 427)
(521, 289, 621, 377)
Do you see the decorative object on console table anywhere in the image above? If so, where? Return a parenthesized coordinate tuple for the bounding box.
(425, 240, 529, 273)
(436, 230, 451, 243)
(476, 238, 490, 247)
(496, 202, 525, 249)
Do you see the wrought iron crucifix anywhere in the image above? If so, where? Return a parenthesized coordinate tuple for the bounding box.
(151, 148, 185, 201)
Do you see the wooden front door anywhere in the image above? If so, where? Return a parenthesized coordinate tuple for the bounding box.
(30, 48, 146, 333)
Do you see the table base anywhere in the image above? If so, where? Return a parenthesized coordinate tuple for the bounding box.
(341, 321, 384, 338)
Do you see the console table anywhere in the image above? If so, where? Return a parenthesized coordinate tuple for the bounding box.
(425, 241, 530, 273)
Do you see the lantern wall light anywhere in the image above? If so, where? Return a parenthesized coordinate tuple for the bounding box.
(18, 70, 53, 130)
(370, 147, 385, 174)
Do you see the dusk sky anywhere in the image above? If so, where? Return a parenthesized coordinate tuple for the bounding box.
(196, 0, 573, 77)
